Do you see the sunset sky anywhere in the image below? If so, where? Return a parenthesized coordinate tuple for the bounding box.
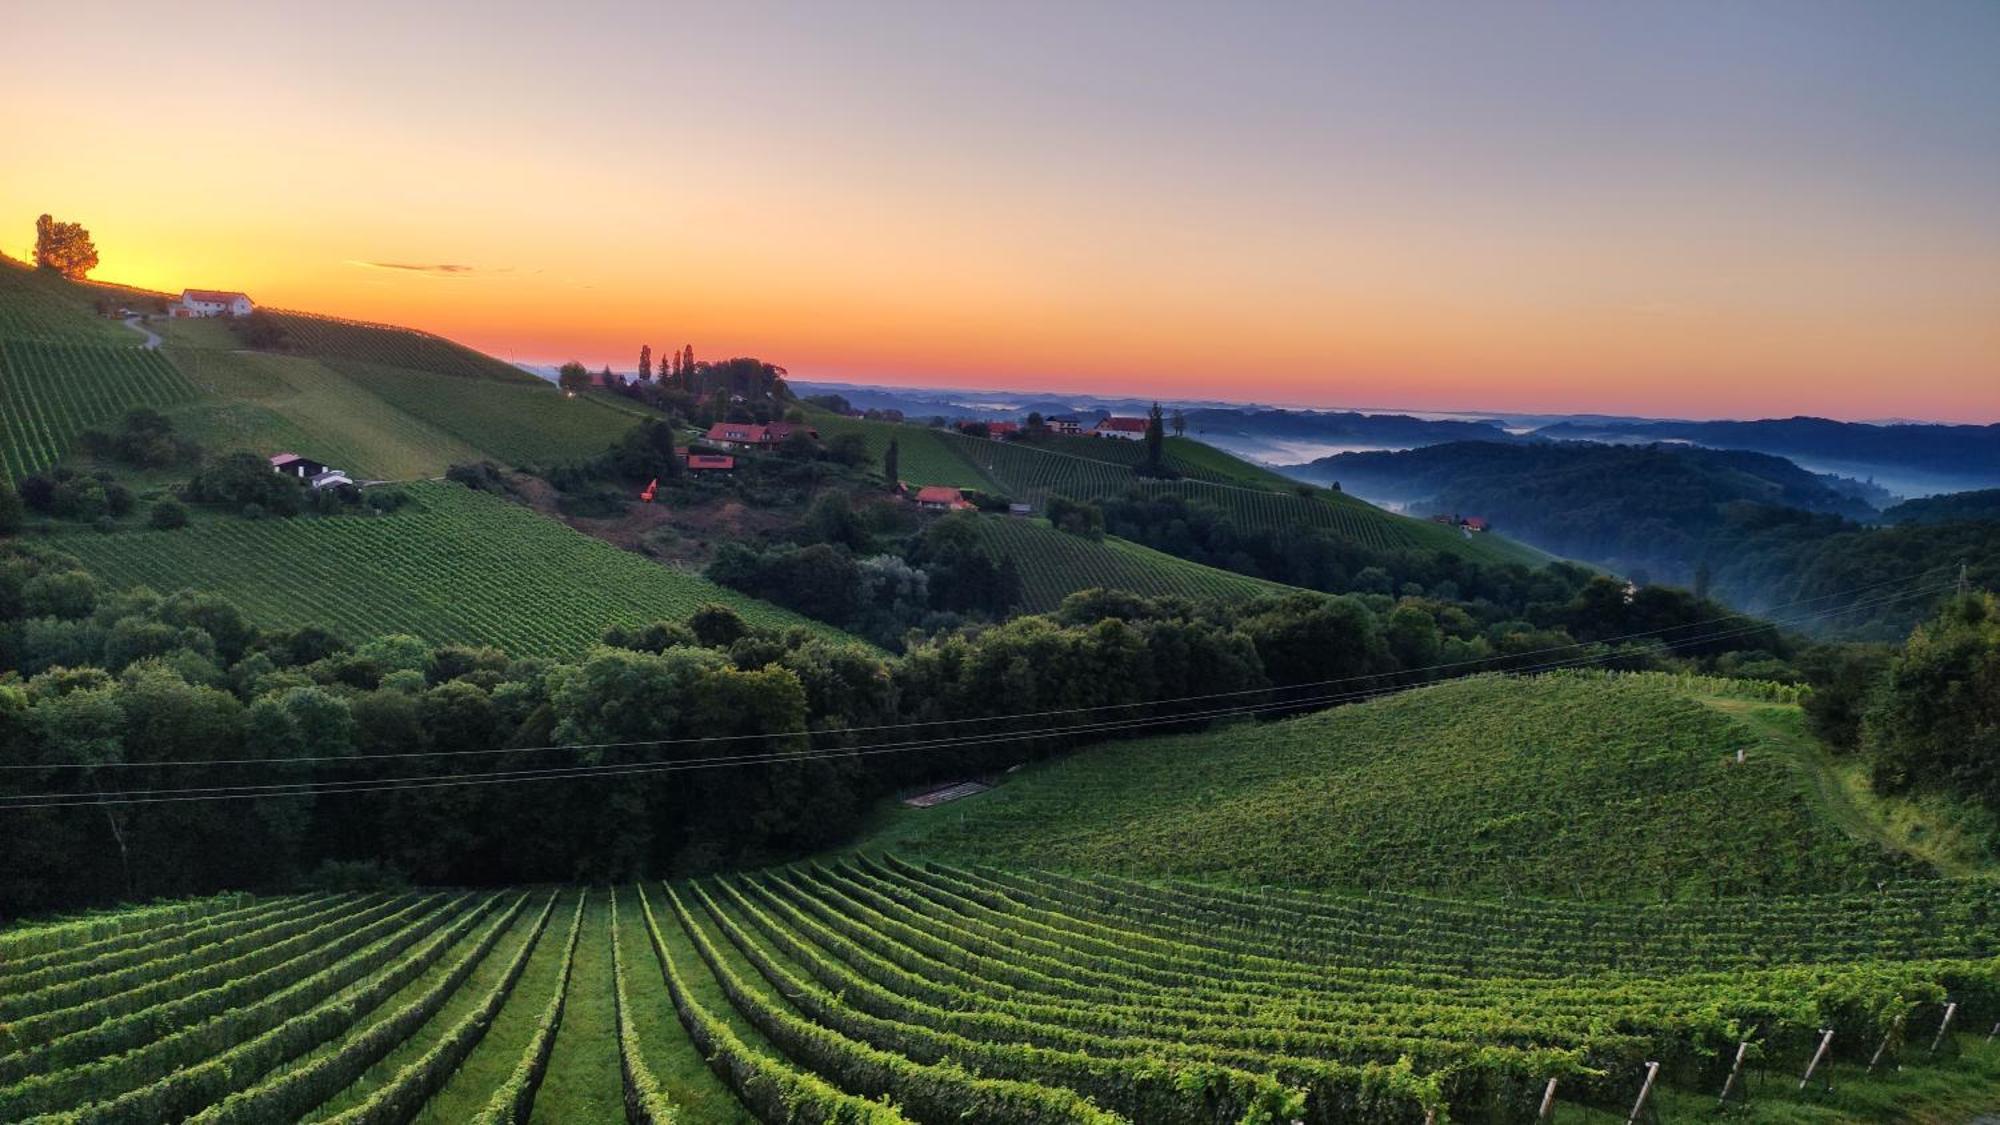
(3, 0, 1997, 422)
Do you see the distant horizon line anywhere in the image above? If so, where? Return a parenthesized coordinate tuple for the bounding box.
(519, 363, 1991, 430)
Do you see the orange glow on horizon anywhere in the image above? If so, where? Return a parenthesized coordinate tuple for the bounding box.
(3, 3, 1995, 425)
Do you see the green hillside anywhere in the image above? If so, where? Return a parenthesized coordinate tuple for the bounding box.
(51, 480, 852, 656)
(0, 262, 638, 483)
(971, 516, 1297, 612)
(0, 257, 151, 346)
(0, 340, 200, 483)
(806, 409, 1548, 567)
(874, 672, 1927, 898)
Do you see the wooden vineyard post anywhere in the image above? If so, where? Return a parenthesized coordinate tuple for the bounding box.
(1717, 1040, 1752, 1105)
(1538, 1076, 1559, 1121)
(1867, 1014, 1904, 1073)
(1929, 1001, 1958, 1056)
(1627, 1061, 1660, 1125)
(1798, 1028, 1834, 1093)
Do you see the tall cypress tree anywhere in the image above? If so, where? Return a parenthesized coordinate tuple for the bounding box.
(884, 438, 900, 489)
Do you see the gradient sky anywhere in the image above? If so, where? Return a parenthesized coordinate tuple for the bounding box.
(4, 0, 1997, 422)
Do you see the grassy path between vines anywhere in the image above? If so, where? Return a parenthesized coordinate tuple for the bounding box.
(615, 887, 753, 1123)
(530, 891, 621, 1123)
(1697, 695, 1996, 877)
(413, 889, 580, 1123)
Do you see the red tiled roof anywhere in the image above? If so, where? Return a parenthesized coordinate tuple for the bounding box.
(182, 289, 250, 304)
(914, 485, 966, 505)
(685, 454, 735, 470)
(268, 453, 303, 465)
(1095, 416, 1148, 433)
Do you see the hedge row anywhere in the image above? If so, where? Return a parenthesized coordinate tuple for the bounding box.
(471, 893, 588, 1125)
(632, 884, 907, 1125)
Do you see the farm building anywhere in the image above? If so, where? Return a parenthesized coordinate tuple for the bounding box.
(680, 453, 736, 473)
(1047, 415, 1083, 435)
(987, 420, 1021, 438)
(1461, 517, 1489, 533)
(174, 289, 255, 318)
(270, 452, 353, 491)
(1092, 416, 1148, 440)
(914, 485, 976, 511)
(702, 421, 820, 450)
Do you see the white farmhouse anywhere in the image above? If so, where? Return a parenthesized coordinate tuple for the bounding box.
(174, 289, 256, 318)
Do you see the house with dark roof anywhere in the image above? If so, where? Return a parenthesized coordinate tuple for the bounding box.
(269, 452, 353, 491)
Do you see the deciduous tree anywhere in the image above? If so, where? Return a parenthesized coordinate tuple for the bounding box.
(34, 213, 98, 279)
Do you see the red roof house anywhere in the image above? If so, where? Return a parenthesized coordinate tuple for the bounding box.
(703, 422, 819, 449)
(913, 485, 975, 511)
(1091, 416, 1149, 440)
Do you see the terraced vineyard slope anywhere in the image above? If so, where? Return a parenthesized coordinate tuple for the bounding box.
(970, 516, 1299, 612)
(52, 480, 851, 656)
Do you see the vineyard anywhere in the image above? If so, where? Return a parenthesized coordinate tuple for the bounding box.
(264, 312, 535, 383)
(326, 359, 639, 468)
(970, 516, 1296, 612)
(2, 867, 1995, 1124)
(161, 348, 485, 481)
(0, 259, 141, 347)
(52, 480, 849, 656)
(887, 672, 1926, 898)
(0, 341, 200, 483)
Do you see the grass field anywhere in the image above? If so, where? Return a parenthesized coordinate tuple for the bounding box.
(972, 516, 1298, 612)
(52, 480, 853, 656)
(3, 868, 1994, 1124)
(875, 671, 1928, 898)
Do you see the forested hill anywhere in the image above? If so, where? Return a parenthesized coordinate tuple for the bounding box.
(1886, 488, 2000, 526)
(1532, 415, 2000, 493)
(1293, 440, 2000, 639)
(1296, 440, 1877, 526)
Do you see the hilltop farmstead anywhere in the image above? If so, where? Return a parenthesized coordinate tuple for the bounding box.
(174, 289, 255, 318)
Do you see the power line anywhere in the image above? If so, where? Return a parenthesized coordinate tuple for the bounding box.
(0, 580, 1943, 811)
(2, 572, 1941, 774)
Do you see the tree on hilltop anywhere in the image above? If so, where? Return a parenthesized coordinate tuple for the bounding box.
(1143, 401, 1166, 474)
(883, 438, 899, 488)
(557, 360, 590, 394)
(638, 344, 652, 382)
(34, 214, 98, 280)
(1171, 408, 1187, 438)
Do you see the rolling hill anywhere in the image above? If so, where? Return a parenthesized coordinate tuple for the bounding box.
(969, 517, 1299, 612)
(0, 257, 640, 483)
(809, 410, 1549, 568)
(873, 671, 1931, 898)
(49, 479, 852, 657)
